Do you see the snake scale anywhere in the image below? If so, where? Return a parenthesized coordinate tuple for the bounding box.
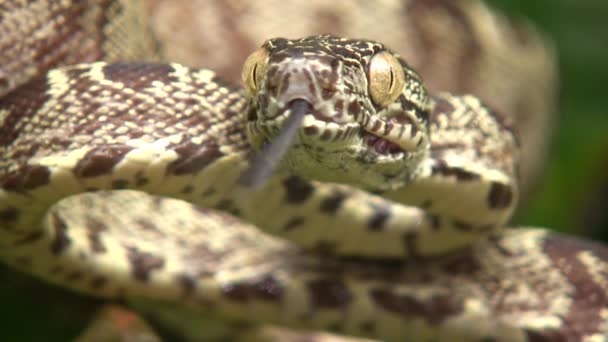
(1, 0, 607, 341)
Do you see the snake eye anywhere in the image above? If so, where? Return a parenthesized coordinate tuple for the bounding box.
(368, 51, 405, 108)
(242, 47, 269, 94)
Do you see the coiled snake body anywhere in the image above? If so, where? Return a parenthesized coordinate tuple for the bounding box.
(1, 1, 607, 341)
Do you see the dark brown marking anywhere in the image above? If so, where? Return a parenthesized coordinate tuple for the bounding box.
(319, 191, 347, 214)
(86, 216, 108, 253)
(74, 145, 134, 177)
(432, 160, 480, 181)
(136, 219, 161, 234)
(13, 230, 44, 246)
(307, 278, 352, 309)
(427, 214, 440, 230)
(176, 274, 197, 296)
(433, 97, 455, 115)
(102, 63, 176, 89)
(320, 130, 333, 141)
(134, 171, 149, 187)
(90, 276, 107, 290)
(359, 321, 376, 334)
(111, 179, 129, 189)
(181, 185, 194, 194)
(370, 288, 461, 324)
(303, 126, 319, 135)
(167, 141, 224, 175)
(487, 182, 513, 209)
(0, 76, 51, 147)
(283, 176, 314, 204)
(283, 217, 305, 231)
(312, 240, 338, 257)
(0, 207, 19, 222)
(1, 165, 51, 192)
(541, 234, 608, 339)
(50, 212, 71, 255)
(127, 247, 165, 282)
(402, 233, 422, 259)
(368, 207, 391, 231)
(347, 101, 361, 117)
(222, 276, 283, 302)
(65, 270, 83, 282)
(439, 250, 481, 275)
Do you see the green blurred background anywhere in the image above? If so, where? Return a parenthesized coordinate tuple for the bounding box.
(486, 0, 608, 239)
(2, 0, 608, 340)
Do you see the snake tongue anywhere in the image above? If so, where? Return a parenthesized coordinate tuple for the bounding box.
(239, 101, 308, 189)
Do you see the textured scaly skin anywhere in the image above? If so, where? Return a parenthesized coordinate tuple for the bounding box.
(1, 1, 607, 341)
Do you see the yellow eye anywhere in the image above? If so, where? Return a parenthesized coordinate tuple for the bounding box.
(242, 47, 269, 94)
(368, 51, 405, 107)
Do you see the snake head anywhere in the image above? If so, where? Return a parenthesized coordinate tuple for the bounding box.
(242, 35, 431, 191)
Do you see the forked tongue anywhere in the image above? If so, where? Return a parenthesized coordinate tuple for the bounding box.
(238, 99, 309, 190)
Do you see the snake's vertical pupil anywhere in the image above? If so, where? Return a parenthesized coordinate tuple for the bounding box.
(251, 63, 258, 88)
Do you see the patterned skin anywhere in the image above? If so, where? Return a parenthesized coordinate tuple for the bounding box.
(0, 1, 607, 341)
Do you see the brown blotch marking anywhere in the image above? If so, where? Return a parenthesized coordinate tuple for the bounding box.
(432, 96, 455, 115)
(432, 160, 480, 181)
(90, 276, 107, 290)
(111, 179, 129, 189)
(86, 216, 108, 253)
(368, 207, 391, 231)
(0, 207, 19, 222)
(427, 214, 440, 230)
(371, 119, 382, 132)
(321, 88, 336, 100)
(168, 141, 224, 175)
(127, 247, 165, 282)
(283, 217, 305, 231)
(402, 233, 422, 259)
(307, 278, 352, 309)
(0, 76, 51, 147)
(453, 220, 474, 231)
(181, 185, 194, 194)
(319, 191, 347, 214)
(359, 321, 376, 334)
(312, 240, 338, 257)
(369, 288, 461, 324)
(65, 270, 83, 282)
(222, 275, 283, 302)
(439, 250, 481, 275)
(303, 126, 319, 135)
(74, 145, 133, 177)
(134, 171, 149, 187)
(13, 230, 44, 246)
(320, 130, 332, 141)
(347, 100, 361, 117)
(542, 235, 608, 339)
(136, 218, 161, 234)
(50, 212, 71, 255)
(50, 265, 64, 275)
(252, 275, 283, 301)
(176, 274, 197, 296)
(102, 63, 176, 89)
(1, 165, 51, 192)
(487, 182, 513, 209)
(283, 176, 314, 204)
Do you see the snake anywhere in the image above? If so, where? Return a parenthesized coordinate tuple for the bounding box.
(1, 0, 607, 341)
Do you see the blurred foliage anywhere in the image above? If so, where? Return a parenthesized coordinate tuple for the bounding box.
(2, 1, 608, 341)
(485, 0, 608, 241)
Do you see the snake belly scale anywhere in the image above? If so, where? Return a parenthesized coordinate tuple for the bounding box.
(1, 1, 607, 341)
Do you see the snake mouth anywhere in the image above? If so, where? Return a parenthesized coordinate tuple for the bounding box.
(360, 131, 404, 155)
